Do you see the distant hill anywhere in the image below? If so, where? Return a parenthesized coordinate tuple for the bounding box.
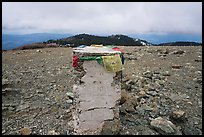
(158, 41, 201, 46)
(129, 33, 202, 45)
(4, 33, 202, 51)
(46, 33, 154, 47)
(2, 33, 72, 50)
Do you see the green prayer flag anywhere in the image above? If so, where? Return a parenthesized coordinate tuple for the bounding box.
(79, 56, 103, 65)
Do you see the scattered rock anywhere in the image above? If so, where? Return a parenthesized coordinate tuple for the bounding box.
(158, 54, 167, 57)
(143, 71, 153, 79)
(136, 105, 153, 115)
(100, 119, 120, 135)
(2, 88, 19, 94)
(121, 93, 137, 113)
(172, 50, 185, 55)
(150, 117, 177, 135)
(146, 91, 158, 96)
(170, 110, 186, 121)
(193, 78, 202, 84)
(20, 127, 32, 135)
(138, 90, 147, 97)
(198, 101, 202, 108)
(16, 103, 30, 111)
(36, 89, 43, 94)
(8, 106, 16, 111)
(194, 59, 202, 62)
(2, 46, 202, 135)
(36, 49, 42, 53)
(172, 65, 183, 69)
(66, 92, 74, 99)
(2, 129, 6, 134)
(2, 79, 11, 86)
(163, 49, 170, 54)
(48, 130, 60, 135)
(161, 71, 171, 76)
(120, 90, 129, 105)
(66, 99, 73, 104)
(126, 55, 137, 60)
(121, 79, 134, 91)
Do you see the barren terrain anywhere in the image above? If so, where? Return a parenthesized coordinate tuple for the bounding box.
(2, 46, 202, 135)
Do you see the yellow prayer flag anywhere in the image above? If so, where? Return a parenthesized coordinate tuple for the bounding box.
(102, 54, 123, 72)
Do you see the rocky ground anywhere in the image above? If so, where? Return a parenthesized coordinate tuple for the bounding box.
(2, 46, 202, 135)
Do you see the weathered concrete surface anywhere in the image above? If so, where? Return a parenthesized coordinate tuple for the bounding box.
(73, 61, 121, 135)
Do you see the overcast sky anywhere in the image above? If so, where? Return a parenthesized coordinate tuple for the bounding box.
(2, 2, 202, 35)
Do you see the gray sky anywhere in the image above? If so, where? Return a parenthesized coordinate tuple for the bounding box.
(2, 2, 202, 35)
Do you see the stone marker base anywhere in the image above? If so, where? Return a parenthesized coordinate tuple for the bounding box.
(73, 60, 121, 135)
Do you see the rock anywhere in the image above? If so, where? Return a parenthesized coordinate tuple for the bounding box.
(150, 117, 177, 135)
(153, 70, 160, 74)
(61, 111, 72, 120)
(146, 91, 158, 96)
(136, 105, 153, 115)
(20, 127, 32, 135)
(195, 71, 202, 75)
(139, 98, 146, 104)
(127, 55, 137, 60)
(172, 65, 183, 69)
(3, 103, 18, 107)
(2, 129, 6, 134)
(2, 79, 10, 85)
(170, 110, 185, 121)
(100, 119, 120, 135)
(163, 49, 170, 54)
(138, 90, 147, 97)
(36, 49, 42, 53)
(122, 79, 137, 91)
(8, 107, 15, 111)
(2, 88, 19, 94)
(198, 101, 202, 108)
(194, 59, 202, 62)
(36, 89, 43, 94)
(16, 103, 30, 111)
(121, 93, 137, 113)
(146, 84, 156, 91)
(161, 71, 170, 76)
(125, 79, 136, 85)
(120, 90, 129, 105)
(48, 130, 60, 135)
(66, 99, 73, 104)
(153, 74, 162, 80)
(172, 50, 185, 55)
(143, 71, 153, 79)
(66, 92, 74, 99)
(193, 78, 202, 84)
(158, 54, 167, 57)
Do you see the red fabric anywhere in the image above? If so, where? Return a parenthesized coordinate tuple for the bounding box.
(72, 55, 79, 67)
(112, 47, 124, 54)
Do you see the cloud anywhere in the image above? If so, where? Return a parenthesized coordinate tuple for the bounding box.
(2, 2, 202, 35)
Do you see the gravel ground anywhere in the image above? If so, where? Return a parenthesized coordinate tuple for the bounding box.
(2, 46, 202, 135)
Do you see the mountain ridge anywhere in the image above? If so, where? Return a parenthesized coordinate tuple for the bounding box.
(2, 33, 202, 50)
(45, 33, 155, 47)
(2, 33, 72, 50)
